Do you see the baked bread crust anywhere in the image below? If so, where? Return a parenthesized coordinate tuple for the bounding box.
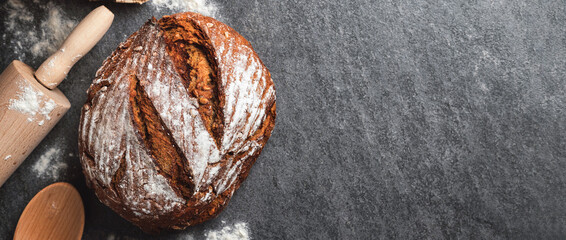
(78, 12, 276, 233)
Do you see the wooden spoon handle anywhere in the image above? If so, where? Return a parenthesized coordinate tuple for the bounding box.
(35, 6, 114, 89)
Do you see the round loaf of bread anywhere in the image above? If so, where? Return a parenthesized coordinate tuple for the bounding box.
(78, 12, 276, 233)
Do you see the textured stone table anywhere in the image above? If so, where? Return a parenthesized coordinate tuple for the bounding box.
(1, 0, 565, 239)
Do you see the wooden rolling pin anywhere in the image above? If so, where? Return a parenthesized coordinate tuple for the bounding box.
(0, 6, 114, 187)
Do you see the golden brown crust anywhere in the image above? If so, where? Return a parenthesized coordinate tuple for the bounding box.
(78, 12, 276, 233)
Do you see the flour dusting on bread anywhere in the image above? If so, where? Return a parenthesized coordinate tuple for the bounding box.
(79, 12, 275, 232)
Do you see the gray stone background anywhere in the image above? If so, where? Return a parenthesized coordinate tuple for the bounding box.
(1, 0, 566, 239)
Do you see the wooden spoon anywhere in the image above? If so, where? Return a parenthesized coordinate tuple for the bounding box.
(14, 182, 85, 240)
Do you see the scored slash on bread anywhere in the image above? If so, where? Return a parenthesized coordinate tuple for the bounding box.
(78, 13, 276, 233)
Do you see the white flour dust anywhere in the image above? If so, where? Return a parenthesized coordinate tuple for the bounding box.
(150, 0, 218, 17)
(32, 144, 67, 180)
(2, 0, 77, 60)
(176, 234, 195, 240)
(31, 2, 77, 57)
(9, 83, 57, 125)
(4, 0, 33, 30)
(106, 221, 249, 239)
(204, 222, 250, 240)
(106, 233, 140, 240)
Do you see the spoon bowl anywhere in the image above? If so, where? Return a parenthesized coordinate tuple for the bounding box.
(14, 182, 84, 240)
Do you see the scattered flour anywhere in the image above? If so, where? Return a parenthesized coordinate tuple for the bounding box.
(205, 222, 250, 240)
(106, 233, 140, 240)
(4, 0, 33, 30)
(177, 234, 195, 240)
(32, 144, 67, 179)
(150, 0, 218, 17)
(2, 0, 77, 60)
(4, 155, 11, 161)
(106, 222, 248, 239)
(30, 2, 77, 58)
(9, 83, 57, 125)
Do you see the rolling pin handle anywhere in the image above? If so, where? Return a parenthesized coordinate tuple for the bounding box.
(35, 6, 114, 90)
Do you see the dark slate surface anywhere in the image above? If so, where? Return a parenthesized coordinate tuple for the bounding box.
(1, 0, 566, 239)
